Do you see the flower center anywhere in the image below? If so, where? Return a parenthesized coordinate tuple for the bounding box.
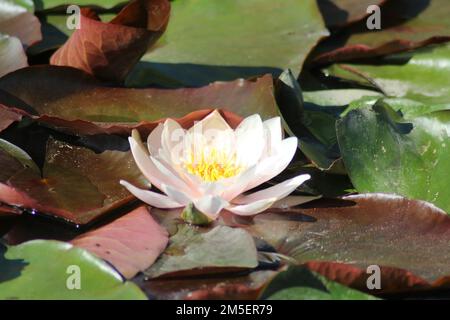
(183, 148, 242, 182)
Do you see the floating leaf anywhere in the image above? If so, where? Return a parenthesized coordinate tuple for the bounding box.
(261, 266, 377, 300)
(325, 44, 450, 105)
(126, 0, 328, 87)
(0, 137, 147, 225)
(0, 240, 146, 299)
(313, 0, 450, 65)
(72, 206, 168, 279)
(136, 270, 276, 300)
(50, 0, 171, 82)
(247, 194, 450, 293)
(337, 101, 450, 212)
(35, 0, 126, 11)
(145, 224, 258, 278)
(0, 66, 277, 136)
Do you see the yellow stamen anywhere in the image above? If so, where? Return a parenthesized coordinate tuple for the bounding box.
(183, 148, 242, 182)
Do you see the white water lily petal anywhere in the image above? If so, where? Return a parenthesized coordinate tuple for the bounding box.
(162, 119, 185, 162)
(188, 109, 232, 134)
(235, 114, 265, 167)
(227, 198, 277, 216)
(120, 180, 182, 209)
(271, 195, 321, 209)
(243, 137, 298, 192)
(147, 123, 164, 155)
(150, 156, 198, 196)
(263, 117, 283, 157)
(233, 174, 311, 205)
(122, 110, 317, 221)
(193, 195, 229, 218)
(129, 136, 188, 192)
(221, 165, 258, 201)
(161, 184, 191, 206)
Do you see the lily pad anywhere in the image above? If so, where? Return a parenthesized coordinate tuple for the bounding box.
(313, 0, 450, 65)
(0, 136, 148, 225)
(126, 0, 328, 87)
(325, 43, 450, 105)
(0, 66, 277, 136)
(72, 206, 168, 279)
(145, 224, 258, 278)
(247, 194, 450, 293)
(337, 102, 450, 212)
(136, 270, 276, 300)
(0, 240, 146, 299)
(34, 0, 126, 11)
(50, 0, 171, 82)
(261, 266, 377, 300)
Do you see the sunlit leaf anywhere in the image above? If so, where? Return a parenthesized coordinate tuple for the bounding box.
(0, 240, 146, 299)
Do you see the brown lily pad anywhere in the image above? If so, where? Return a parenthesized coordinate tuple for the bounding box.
(50, 0, 171, 82)
(0, 137, 148, 225)
(72, 206, 168, 279)
(0, 66, 277, 136)
(137, 270, 276, 300)
(246, 194, 450, 294)
(312, 0, 450, 65)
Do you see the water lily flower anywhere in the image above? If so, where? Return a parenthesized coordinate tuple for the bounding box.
(120, 110, 311, 220)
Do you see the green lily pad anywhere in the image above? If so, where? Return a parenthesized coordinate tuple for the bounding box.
(276, 70, 380, 171)
(126, 0, 328, 87)
(261, 266, 377, 300)
(34, 0, 126, 11)
(0, 240, 146, 299)
(145, 224, 258, 278)
(325, 44, 450, 105)
(337, 101, 450, 212)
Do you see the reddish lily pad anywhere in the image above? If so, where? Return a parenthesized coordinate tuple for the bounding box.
(50, 0, 171, 82)
(0, 66, 277, 136)
(313, 0, 450, 65)
(72, 206, 168, 279)
(136, 270, 276, 300)
(246, 194, 450, 293)
(0, 137, 148, 225)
